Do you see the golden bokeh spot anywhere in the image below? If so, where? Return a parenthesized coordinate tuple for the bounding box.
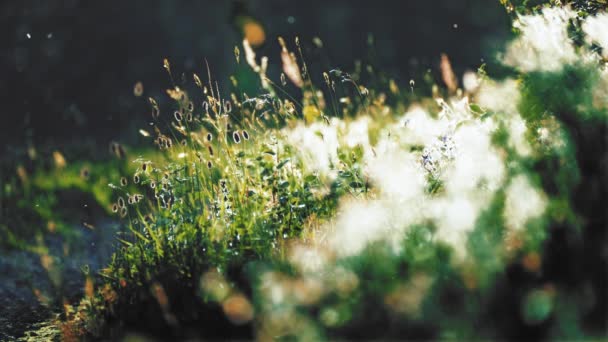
(222, 294, 254, 325)
(243, 20, 265, 47)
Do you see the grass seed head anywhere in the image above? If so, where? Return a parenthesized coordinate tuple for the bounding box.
(80, 167, 90, 180)
(224, 101, 232, 113)
(133, 81, 144, 97)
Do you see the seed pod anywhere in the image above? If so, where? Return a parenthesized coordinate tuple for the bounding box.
(133, 174, 140, 184)
(120, 177, 128, 186)
(208, 145, 214, 156)
(80, 167, 90, 180)
(118, 197, 125, 208)
(150, 180, 156, 189)
(142, 162, 148, 172)
(233, 131, 241, 144)
(207, 161, 213, 169)
(242, 130, 250, 140)
(112, 203, 119, 213)
(120, 207, 127, 218)
(224, 101, 232, 113)
(174, 110, 183, 121)
(206, 133, 213, 142)
(187, 101, 194, 112)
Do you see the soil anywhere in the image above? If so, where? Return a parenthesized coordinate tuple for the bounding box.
(0, 220, 118, 341)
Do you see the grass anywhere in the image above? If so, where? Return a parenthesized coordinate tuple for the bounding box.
(4, 2, 607, 340)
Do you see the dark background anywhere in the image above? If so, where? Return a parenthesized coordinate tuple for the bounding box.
(1, 0, 510, 152)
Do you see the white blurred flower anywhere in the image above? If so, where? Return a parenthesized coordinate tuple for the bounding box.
(328, 200, 392, 257)
(431, 195, 482, 260)
(583, 13, 608, 57)
(463, 70, 480, 93)
(503, 7, 577, 72)
(367, 152, 426, 200)
(504, 175, 547, 231)
(399, 107, 450, 146)
(285, 120, 340, 175)
(444, 122, 505, 194)
(476, 79, 520, 116)
(507, 114, 532, 157)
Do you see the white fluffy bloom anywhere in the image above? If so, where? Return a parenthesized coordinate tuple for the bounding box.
(444, 122, 505, 194)
(507, 114, 532, 157)
(367, 152, 426, 201)
(463, 70, 480, 93)
(504, 175, 547, 231)
(431, 195, 482, 260)
(328, 200, 392, 257)
(399, 107, 450, 146)
(503, 7, 577, 72)
(476, 79, 520, 115)
(342, 117, 370, 148)
(285, 120, 340, 174)
(476, 79, 532, 156)
(328, 197, 427, 257)
(583, 13, 608, 57)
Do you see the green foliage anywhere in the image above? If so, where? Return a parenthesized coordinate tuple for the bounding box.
(501, 0, 607, 15)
